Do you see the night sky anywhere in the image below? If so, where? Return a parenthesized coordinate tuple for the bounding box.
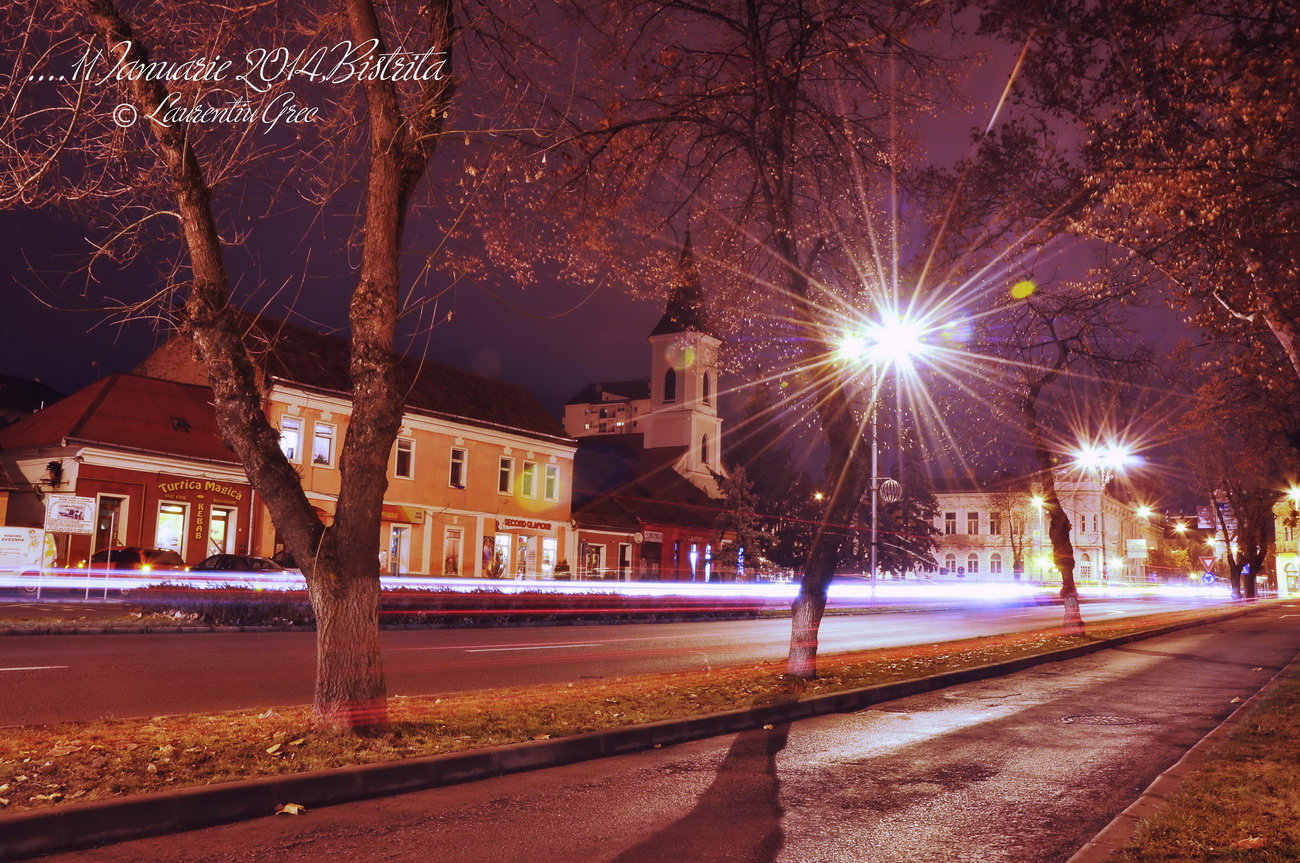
(0, 206, 662, 417)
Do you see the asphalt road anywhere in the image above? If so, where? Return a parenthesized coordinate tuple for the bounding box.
(28, 604, 1300, 863)
(2, 598, 1223, 726)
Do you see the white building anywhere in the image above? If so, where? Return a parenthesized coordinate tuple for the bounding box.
(932, 476, 1164, 583)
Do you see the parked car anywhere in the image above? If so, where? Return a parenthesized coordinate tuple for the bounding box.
(192, 553, 304, 589)
(192, 554, 286, 574)
(88, 547, 188, 572)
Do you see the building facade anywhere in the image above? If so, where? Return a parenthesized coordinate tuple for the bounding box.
(133, 318, 578, 579)
(567, 235, 732, 580)
(932, 477, 1165, 583)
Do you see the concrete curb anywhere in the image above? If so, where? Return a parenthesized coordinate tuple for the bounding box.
(0, 606, 1259, 860)
(1066, 648, 1300, 863)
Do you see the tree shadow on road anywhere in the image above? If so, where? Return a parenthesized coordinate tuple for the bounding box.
(610, 723, 791, 863)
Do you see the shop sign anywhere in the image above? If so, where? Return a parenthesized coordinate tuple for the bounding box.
(381, 505, 425, 524)
(44, 495, 96, 535)
(1125, 539, 1147, 559)
(498, 516, 553, 533)
(157, 478, 245, 501)
(643, 530, 664, 543)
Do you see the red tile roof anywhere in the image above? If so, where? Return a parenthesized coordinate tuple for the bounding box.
(573, 434, 722, 529)
(0, 374, 240, 464)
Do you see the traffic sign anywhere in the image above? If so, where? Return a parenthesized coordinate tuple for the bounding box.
(1199, 556, 1216, 573)
(1202, 572, 1216, 585)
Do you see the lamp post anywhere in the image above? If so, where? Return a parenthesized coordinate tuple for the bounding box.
(1074, 444, 1134, 583)
(835, 314, 926, 583)
(1030, 495, 1046, 581)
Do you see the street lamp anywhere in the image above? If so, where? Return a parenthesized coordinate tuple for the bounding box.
(1074, 443, 1135, 582)
(835, 313, 928, 583)
(1030, 495, 1046, 580)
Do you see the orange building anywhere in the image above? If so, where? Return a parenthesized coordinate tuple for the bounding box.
(137, 318, 577, 578)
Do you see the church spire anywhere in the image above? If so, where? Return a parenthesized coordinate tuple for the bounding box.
(649, 229, 718, 338)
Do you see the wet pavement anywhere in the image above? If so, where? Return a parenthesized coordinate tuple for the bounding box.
(30, 605, 1300, 862)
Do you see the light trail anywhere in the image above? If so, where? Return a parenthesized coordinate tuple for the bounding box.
(1, 567, 1234, 605)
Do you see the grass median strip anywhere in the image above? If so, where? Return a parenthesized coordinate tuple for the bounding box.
(0, 606, 1243, 814)
(1110, 664, 1300, 862)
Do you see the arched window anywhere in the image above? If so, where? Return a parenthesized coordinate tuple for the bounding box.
(663, 368, 677, 403)
(966, 553, 980, 574)
(700, 434, 710, 466)
(944, 553, 956, 573)
(703, 372, 712, 405)
(1079, 552, 1092, 579)
(989, 553, 1002, 575)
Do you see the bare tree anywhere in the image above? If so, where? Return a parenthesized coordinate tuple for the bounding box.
(980, 0, 1300, 388)
(481, 0, 960, 677)
(1, 0, 552, 731)
(987, 489, 1029, 580)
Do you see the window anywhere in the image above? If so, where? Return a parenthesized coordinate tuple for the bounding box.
(521, 461, 537, 498)
(394, 438, 414, 479)
(279, 417, 302, 462)
(944, 553, 956, 572)
(544, 465, 560, 502)
(990, 512, 1002, 535)
(1080, 552, 1092, 579)
(663, 368, 677, 403)
(967, 553, 980, 574)
(700, 434, 710, 467)
(967, 512, 979, 534)
(703, 372, 712, 405)
(155, 502, 188, 555)
(989, 553, 1003, 575)
(312, 422, 335, 466)
(449, 447, 467, 488)
(498, 456, 514, 494)
(944, 512, 957, 535)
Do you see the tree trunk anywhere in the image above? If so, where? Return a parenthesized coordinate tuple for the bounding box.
(788, 548, 835, 678)
(1020, 379, 1084, 635)
(308, 560, 386, 731)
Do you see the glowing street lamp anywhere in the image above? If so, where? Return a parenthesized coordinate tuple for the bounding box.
(1074, 442, 1134, 583)
(1029, 496, 1047, 579)
(835, 313, 929, 582)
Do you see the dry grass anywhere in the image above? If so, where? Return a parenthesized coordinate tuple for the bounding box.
(0, 606, 1242, 814)
(1112, 666, 1300, 862)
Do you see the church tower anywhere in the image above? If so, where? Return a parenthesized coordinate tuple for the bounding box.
(643, 233, 724, 495)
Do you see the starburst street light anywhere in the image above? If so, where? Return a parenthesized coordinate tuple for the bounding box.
(835, 312, 930, 371)
(1073, 442, 1135, 583)
(834, 312, 930, 582)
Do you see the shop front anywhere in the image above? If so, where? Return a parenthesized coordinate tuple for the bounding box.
(491, 516, 563, 579)
(66, 467, 252, 567)
(381, 504, 425, 576)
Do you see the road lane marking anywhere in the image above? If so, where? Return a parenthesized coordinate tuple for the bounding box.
(0, 666, 69, 672)
(465, 644, 599, 653)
